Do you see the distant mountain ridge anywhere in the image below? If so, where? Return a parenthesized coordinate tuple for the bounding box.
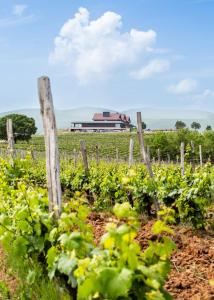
(0, 107, 213, 133)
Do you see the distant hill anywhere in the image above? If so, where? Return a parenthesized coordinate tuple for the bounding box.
(0, 107, 213, 133)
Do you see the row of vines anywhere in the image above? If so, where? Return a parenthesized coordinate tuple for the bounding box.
(0, 154, 213, 298)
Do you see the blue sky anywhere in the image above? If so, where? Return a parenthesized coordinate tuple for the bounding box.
(0, 0, 214, 112)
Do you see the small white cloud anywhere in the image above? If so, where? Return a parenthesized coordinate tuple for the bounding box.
(167, 78, 197, 94)
(0, 15, 36, 28)
(12, 4, 27, 17)
(194, 88, 214, 98)
(50, 7, 158, 83)
(130, 59, 170, 80)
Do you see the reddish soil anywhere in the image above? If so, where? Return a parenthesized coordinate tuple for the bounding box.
(89, 213, 214, 300)
(0, 213, 213, 299)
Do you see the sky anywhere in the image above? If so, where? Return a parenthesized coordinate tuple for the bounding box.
(0, 0, 214, 112)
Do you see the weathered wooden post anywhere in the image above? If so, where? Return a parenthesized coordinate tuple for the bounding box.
(190, 140, 195, 171)
(6, 119, 14, 160)
(38, 76, 62, 216)
(157, 148, 161, 164)
(180, 142, 185, 176)
(31, 149, 35, 160)
(199, 145, 203, 167)
(167, 153, 170, 164)
(20, 149, 26, 159)
(129, 138, 134, 167)
(80, 140, 89, 173)
(137, 112, 159, 211)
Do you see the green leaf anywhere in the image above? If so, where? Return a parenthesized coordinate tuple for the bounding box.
(152, 220, 174, 235)
(98, 268, 132, 299)
(113, 202, 133, 219)
(57, 253, 77, 275)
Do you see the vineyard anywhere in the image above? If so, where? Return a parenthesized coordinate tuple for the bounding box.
(0, 78, 213, 300)
(0, 155, 213, 299)
(1, 128, 214, 162)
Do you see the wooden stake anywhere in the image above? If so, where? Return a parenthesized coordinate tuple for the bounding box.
(157, 148, 161, 164)
(80, 140, 89, 173)
(129, 138, 134, 167)
(167, 153, 170, 164)
(6, 119, 14, 161)
(190, 140, 195, 171)
(38, 76, 62, 216)
(180, 142, 185, 176)
(137, 112, 159, 212)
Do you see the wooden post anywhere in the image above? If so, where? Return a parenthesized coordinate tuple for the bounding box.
(6, 119, 14, 160)
(95, 145, 99, 166)
(129, 138, 134, 167)
(80, 140, 89, 173)
(180, 142, 185, 176)
(199, 145, 203, 167)
(167, 153, 170, 164)
(190, 140, 195, 171)
(157, 148, 161, 164)
(137, 112, 159, 212)
(31, 150, 35, 160)
(20, 149, 25, 159)
(137, 112, 154, 176)
(38, 76, 62, 216)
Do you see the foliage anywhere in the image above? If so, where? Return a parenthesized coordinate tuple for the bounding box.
(175, 120, 186, 130)
(2, 128, 214, 162)
(0, 158, 177, 299)
(206, 125, 212, 131)
(191, 121, 201, 130)
(142, 121, 147, 130)
(0, 114, 37, 142)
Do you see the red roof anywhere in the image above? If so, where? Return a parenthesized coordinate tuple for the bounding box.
(93, 112, 131, 123)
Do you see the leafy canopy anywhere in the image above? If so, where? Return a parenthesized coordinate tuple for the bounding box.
(191, 121, 201, 130)
(175, 120, 186, 130)
(0, 114, 37, 142)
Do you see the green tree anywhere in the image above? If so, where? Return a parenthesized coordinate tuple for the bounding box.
(191, 121, 201, 130)
(0, 114, 37, 143)
(206, 125, 212, 131)
(175, 120, 186, 130)
(142, 121, 147, 130)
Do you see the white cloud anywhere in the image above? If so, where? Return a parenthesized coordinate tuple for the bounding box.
(0, 5, 36, 28)
(50, 7, 158, 83)
(12, 4, 27, 17)
(0, 15, 36, 28)
(167, 78, 197, 94)
(194, 88, 214, 98)
(130, 59, 170, 80)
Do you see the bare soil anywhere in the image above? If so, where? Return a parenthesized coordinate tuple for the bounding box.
(0, 213, 213, 300)
(89, 213, 214, 300)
